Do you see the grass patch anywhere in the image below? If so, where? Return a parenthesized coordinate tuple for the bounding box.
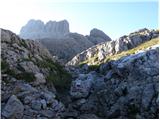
(16, 72, 36, 82)
(20, 40, 28, 48)
(88, 65, 99, 71)
(1, 60, 17, 77)
(1, 60, 9, 71)
(103, 37, 159, 63)
(79, 37, 159, 66)
(1, 59, 35, 82)
(36, 58, 72, 90)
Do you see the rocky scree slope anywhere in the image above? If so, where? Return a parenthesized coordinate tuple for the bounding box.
(67, 28, 159, 66)
(19, 19, 112, 63)
(67, 44, 159, 119)
(1, 29, 72, 119)
(1, 28, 159, 119)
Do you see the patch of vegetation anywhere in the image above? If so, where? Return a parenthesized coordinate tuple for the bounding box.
(1, 59, 35, 82)
(88, 65, 99, 71)
(18, 55, 33, 63)
(16, 72, 36, 82)
(1, 60, 17, 76)
(128, 104, 139, 118)
(103, 37, 159, 63)
(36, 58, 72, 90)
(79, 55, 99, 66)
(20, 40, 28, 48)
(1, 60, 9, 71)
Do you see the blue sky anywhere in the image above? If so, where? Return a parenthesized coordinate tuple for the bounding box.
(0, 0, 158, 39)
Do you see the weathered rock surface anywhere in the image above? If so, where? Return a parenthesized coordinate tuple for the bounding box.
(67, 28, 159, 65)
(2, 95, 24, 118)
(1, 29, 71, 119)
(68, 45, 159, 119)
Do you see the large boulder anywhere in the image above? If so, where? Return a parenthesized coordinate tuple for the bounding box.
(70, 73, 95, 98)
(2, 95, 24, 118)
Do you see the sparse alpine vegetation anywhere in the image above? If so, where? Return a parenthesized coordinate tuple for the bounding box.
(67, 28, 159, 66)
(80, 37, 159, 67)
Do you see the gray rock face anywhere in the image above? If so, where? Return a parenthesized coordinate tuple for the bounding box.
(67, 45, 159, 119)
(70, 73, 95, 98)
(87, 28, 111, 44)
(2, 95, 24, 118)
(67, 28, 159, 66)
(20, 19, 69, 39)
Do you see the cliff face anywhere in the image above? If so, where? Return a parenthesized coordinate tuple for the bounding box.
(20, 19, 70, 39)
(67, 28, 159, 66)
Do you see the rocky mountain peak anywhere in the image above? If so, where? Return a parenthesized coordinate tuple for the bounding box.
(20, 19, 70, 39)
(90, 28, 111, 40)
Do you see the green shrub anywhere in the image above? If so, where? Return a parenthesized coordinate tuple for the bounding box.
(1, 60, 17, 77)
(1, 60, 9, 71)
(20, 40, 28, 48)
(41, 59, 72, 90)
(16, 72, 36, 82)
(88, 65, 99, 71)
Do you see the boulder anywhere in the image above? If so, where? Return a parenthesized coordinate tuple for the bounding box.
(34, 73, 46, 85)
(2, 95, 24, 118)
(70, 73, 94, 98)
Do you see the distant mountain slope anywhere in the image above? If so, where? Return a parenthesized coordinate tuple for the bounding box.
(19, 19, 112, 63)
(20, 19, 70, 39)
(67, 28, 159, 66)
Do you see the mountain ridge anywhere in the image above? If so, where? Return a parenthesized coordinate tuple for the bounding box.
(67, 28, 159, 66)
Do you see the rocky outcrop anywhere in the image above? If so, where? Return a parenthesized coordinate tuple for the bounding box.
(1, 29, 71, 119)
(67, 28, 159, 66)
(20, 19, 70, 39)
(68, 45, 159, 118)
(86, 28, 112, 44)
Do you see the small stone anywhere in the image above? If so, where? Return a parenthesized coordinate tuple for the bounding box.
(31, 100, 42, 110)
(40, 99, 47, 109)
